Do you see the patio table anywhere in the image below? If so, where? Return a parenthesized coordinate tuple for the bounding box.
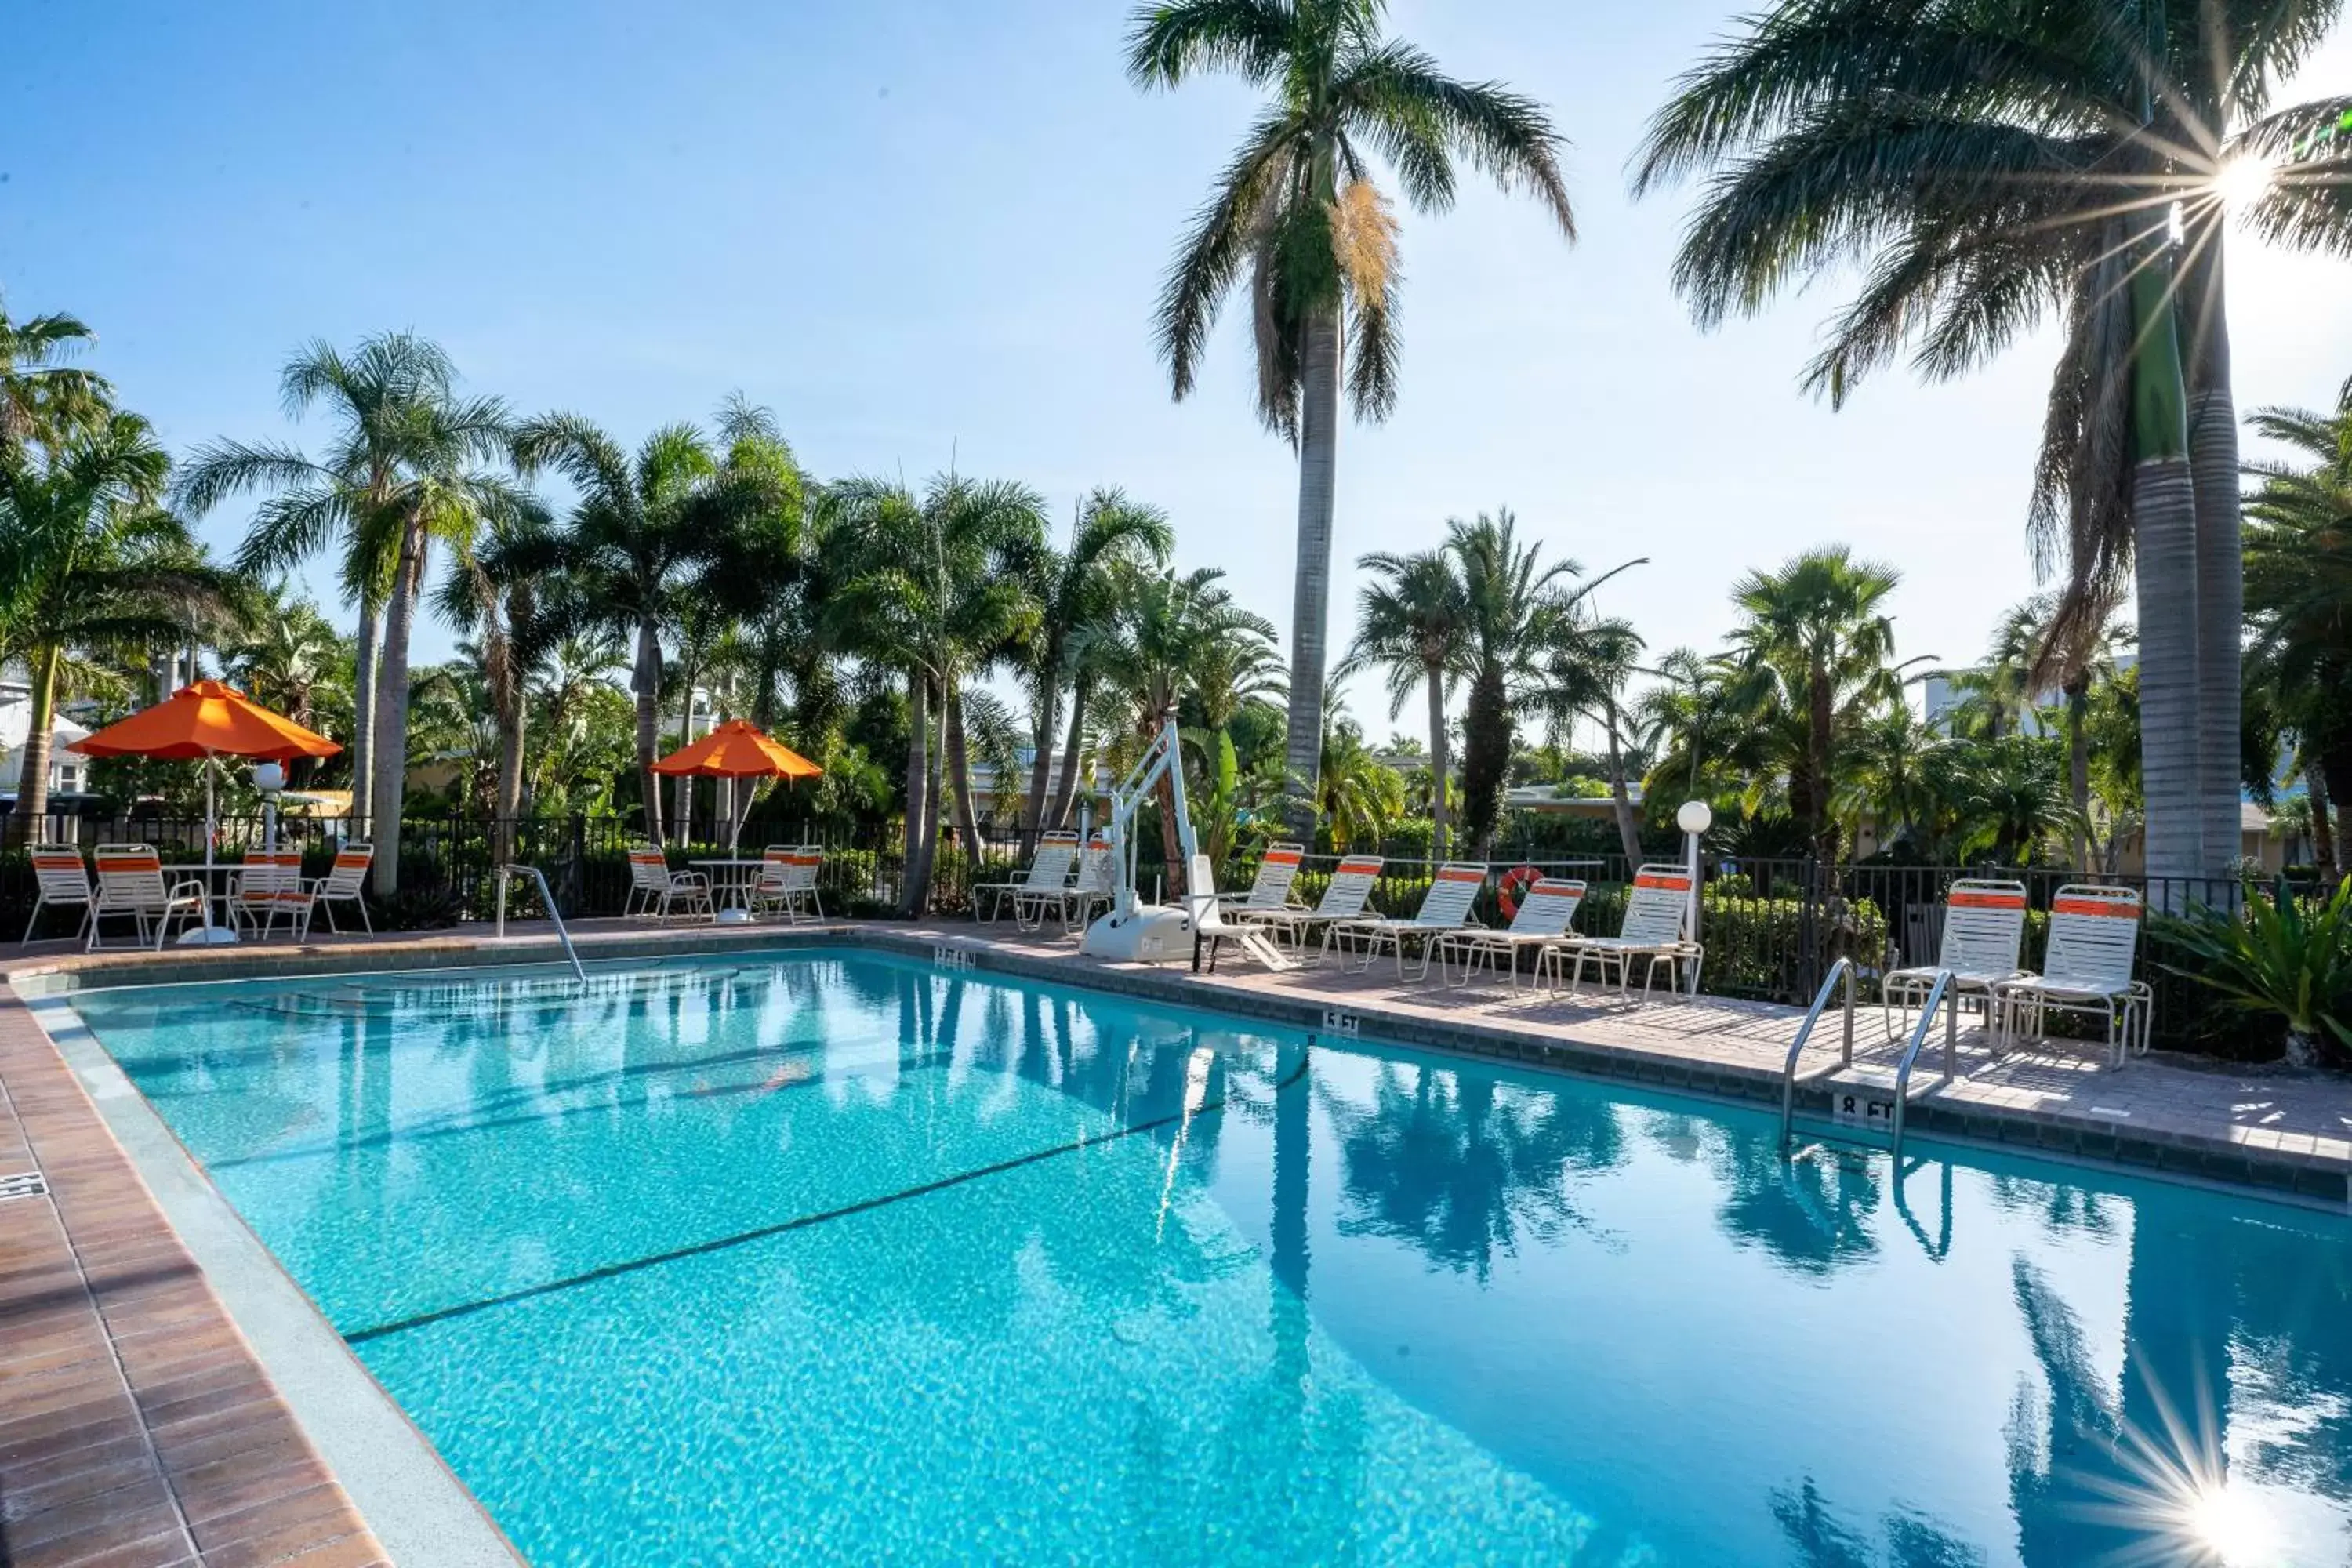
(691, 858, 768, 925)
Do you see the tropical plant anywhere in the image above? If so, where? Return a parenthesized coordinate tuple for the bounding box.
(1335, 546, 1470, 858)
(2156, 877, 2352, 1066)
(0, 410, 239, 825)
(223, 583, 350, 784)
(1942, 599, 2046, 742)
(1127, 0, 1575, 811)
(1315, 717, 1405, 853)
(1447, 510, 1590, 856)
(0, 301, 109, 459)
(1530, 603, 1648, 867)
(1631, 0, 2350, 887)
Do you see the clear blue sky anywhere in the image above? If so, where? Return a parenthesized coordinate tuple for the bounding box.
(7, 1, 2348, 739)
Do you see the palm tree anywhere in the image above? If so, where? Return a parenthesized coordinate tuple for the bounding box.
(1127, 0, 1576, 812)
(1532, 607, 1648, 867)
(1079, 564, 1277, 892)
(434, 493, 561, 859)
(0, 411, 239, 827)
(1942, 600, 2047, 742)
(1635, 648, 1737, 807)
(176, 332, 489, 838)
(511, 416, 720, 841)
(1015, 490, 1174, 838)
(1726, 547, 1918, 862)
(223, 583, 347, 782)
(1334, 546, 1469, 858)
(1314, 717, 1406, 854)
(1631, 0, 2348, 887)
(0, 301, 109, 459)
(826, 474, 1045, 913)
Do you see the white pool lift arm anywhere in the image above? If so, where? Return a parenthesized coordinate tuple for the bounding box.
(1079, 719, 1201, 961)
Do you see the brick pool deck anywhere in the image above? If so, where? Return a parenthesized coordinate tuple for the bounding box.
(4, 912, 2350, 1565)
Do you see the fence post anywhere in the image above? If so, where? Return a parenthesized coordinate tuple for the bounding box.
(568, 813, 587, 912)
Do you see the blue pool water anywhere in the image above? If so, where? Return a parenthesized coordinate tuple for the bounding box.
(71, 948, 2352, 1566)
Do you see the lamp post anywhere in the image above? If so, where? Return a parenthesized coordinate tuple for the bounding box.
(254, 760, 285, 855)
(1676, 800, 1711, 991)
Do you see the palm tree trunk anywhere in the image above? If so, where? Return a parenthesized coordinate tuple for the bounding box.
(944, 680, 983, 854)
(2130, 245, 2201, 897)
(350, 596, 380, 830)
(2185, 234, 2242, 884)
(632, 619, 664, 842)
(1807, 663, 1835, 860)
(2067, 681, 2092, 872)
(494, 670, 525, 868)
(673, 665, 698, 849)
(368, 522, 426, 895)
(13, 643, 62, 838)
(1425, 663, 1450, 861)
(2307, 760, 2336, 881)
(1603, 703, 1642, 869)
(901, 671, 930, 916)
(1281, 304, 1342, 826)
(1048, 676, 1091, 829)
(1022, 683, 1057, 840)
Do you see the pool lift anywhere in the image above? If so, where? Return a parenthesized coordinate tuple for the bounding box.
(1077, 719, 1287, 969)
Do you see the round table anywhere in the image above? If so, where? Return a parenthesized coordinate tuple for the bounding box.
(169, 862, 246, 946)
(691, 858, 768, 924)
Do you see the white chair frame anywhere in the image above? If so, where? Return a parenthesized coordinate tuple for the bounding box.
(1548, 864, 1704, 1000)
(22, 844, 95, 946)
(1991, 884, 2152, 1066)
(1332, 863, 1488, 980)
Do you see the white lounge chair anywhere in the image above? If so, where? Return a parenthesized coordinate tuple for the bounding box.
(751, 845, 826, 923)
(1332, 862, 1488, 980)
(1232, 854, 1384, 963)
(974, 831, 1078, 924)
(287, 844, 374, 937)
(1551, 864, 1704, 999)
(89, 844, 205, 951)
(622, 844, 711, 921)
(1185, 854, 1296, 972)
(1220, 843, 1305, 912)
(227, 850, 304, 941)
(1023, 832, 1115, 935)
(22, 844, 94, 945)
(1437, 877, 1588, 990)
(1991, 884, 2151, 1065)
(1883, 878, 2028, 1040)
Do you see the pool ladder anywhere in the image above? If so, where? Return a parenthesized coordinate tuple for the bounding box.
(494, 863, 586, 985)
(1778, 959, 1954, 1163)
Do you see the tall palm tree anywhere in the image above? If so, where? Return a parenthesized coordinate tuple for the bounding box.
(1334, 546, 1469, 858)
(512, 416, 720, 841)
(1943, 599, 2047, 741)
(1631, 0, 2347, 886)
(1726, 547, 1918, 861)
(1127, 0, 1576, 812)
(826, 474, 1044, 913)
(1015, 490, 1174, 837)
(176, 332, 488, 837)
(1634, 647, 1738, 806)
(1532, 607, 1648, 868)
(0, 411, 239, 827)
(435, 492, 561, 860)
(0, 301, 109, 459)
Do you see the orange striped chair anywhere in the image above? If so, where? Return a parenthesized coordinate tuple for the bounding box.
(89, 845, 205, 951)
(284, 843, 376, 938)
(22, 845, 95, 945)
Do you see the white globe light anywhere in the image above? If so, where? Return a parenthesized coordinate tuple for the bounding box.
(1676, 800, 1713, 836)
(252, 761, 285, 793)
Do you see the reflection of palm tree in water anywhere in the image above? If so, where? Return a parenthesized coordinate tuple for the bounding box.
(1712, 1128, 1881, 1276)
(1317, 1061, 1626, 1280)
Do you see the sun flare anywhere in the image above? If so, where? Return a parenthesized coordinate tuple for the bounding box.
(2214, 153, 2278, 213)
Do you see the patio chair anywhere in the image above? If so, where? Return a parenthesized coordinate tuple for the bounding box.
(1882, 878, 2028, 1041)
(1550, 864, 1704, 1000)
(1232, 855, 1385, 963)
(1990, 884, 2151, 1066)
(1436, 877, 1588, 990)
(1220, 843, 1306, 912)
(1019, 833, 1115, 935)
(228, 850, 305, 941)
(750, 845, 826, 923)
(623, 844, 712, 921)
(973, 830, 1079, 924)
(286, 844, 374, 938)
(22, 844, 94, 946)
(89, 844, 206, 951)
(1331, 863, 1489, 980)
(1185, 855, 1297, 973)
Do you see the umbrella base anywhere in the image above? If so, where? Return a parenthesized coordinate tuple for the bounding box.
(177, 925, 241, 946)
(713, 907, 754, 925)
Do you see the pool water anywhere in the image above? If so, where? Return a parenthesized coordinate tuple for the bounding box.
(71, 948, 2352, 1566)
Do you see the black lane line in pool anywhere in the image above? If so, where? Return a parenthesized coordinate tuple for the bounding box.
(341, 1048, 1313, 1346)
(207, 1032, 933, 1171)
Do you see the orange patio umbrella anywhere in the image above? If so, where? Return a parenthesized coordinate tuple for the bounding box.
(71, 681, 342, 877)
(651, 718, 822, 851)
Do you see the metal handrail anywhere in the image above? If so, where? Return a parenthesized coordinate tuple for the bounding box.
(495, 863, 586, 984)
(1889, 968, 1954, 1164)
(1778, 956, 1858, 1149)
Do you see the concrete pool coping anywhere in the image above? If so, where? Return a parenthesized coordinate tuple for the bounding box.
(7, 913, 2348, 1563)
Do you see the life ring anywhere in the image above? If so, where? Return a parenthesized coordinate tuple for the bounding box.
(1497, 865, 1541, 921)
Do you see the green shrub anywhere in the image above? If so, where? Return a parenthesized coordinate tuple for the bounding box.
(2154, 878, 2352, 1067)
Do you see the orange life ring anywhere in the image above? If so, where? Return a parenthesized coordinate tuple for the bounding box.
(1497, 865, 1541, 921)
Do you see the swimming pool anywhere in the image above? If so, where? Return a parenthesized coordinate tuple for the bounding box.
(68, 946, 2352, 1565)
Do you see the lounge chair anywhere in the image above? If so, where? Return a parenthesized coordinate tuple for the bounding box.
(1332, 863, 1488, 980)
(1220, 843, 1305, 912)
(623, 844, 712, 921)
(1185, 854, 1296, 972)
(89, 844, 206, 951)
(23, 844, 94, 945)
(1436, 877, 1587, 990)
(1882, 878, 2027, 1040)
(1550, 864, 1704, 1000)
(974, 831, 1078, 924)
(286, 843, 374, 938)
(1232, 854, 1384, 963)
(1022, 832, 1114, 935)
(751, 845, 826, 923)
(1991, 884, 2151, 1065)
(227, 851, 304, 941)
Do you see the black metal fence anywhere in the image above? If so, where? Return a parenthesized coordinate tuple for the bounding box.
(0, 813, 2287, 1055)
